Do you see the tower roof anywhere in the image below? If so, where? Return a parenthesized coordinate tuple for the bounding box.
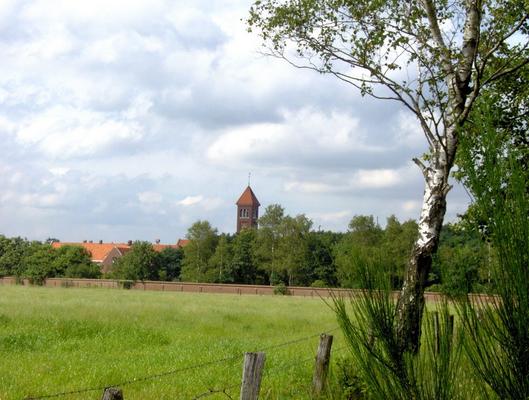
(236, 186, 260, 206)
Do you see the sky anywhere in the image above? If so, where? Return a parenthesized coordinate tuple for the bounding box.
(0, 0, 471, 243)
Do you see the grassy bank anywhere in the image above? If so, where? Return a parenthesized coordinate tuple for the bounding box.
(0, 285, 343, 399)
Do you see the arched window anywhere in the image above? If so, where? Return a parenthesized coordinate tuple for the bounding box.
(240, 208, 249, 218)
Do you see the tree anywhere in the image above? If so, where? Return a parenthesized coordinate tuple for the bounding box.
(277, 214, 312, 285)
(180, 221, 218, 282)
(208, 235, 233, 283)
(229, 228, 262, 284)
(21, 242, 56, 285)
(306, 230, 341, 287)
(255, 204, 285, 284)
(0, 236, 28, 277)
(53, 245, 100, 279)
(156, 247, 184, 281)
(248, 0, 529, 353)
(381, 216, 418, 288)
(348, 215, 383, 247)
(112, 241, 159, 281)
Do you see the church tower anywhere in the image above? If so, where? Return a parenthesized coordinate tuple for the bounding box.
(236, 185, 260, 233)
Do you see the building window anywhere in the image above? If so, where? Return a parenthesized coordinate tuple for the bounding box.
(240, 208, 249, 218)
(253, 208, 258, 219)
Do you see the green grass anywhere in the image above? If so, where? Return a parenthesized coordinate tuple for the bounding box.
(0, 285, 344, 400)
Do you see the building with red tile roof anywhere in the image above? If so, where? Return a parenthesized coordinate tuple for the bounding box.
(52, 239, 189, 274)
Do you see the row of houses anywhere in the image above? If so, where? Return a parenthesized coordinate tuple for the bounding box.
(51, 239, 189, 273)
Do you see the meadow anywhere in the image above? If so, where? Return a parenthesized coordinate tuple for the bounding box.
(0, 285, 345, 400)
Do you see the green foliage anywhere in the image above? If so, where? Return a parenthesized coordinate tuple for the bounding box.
(332, 356, 366, 399)
(228, 229, 262, 284)
(432, 226, 488, 296)
(335, 215, 417, 289)
(457, 89, 529, 399)
(208, 235, 233, 283)
(255, 204, 286, 284)
(277, 214, 312, 285)
(0, 236, 28, 277)
(156, 247, 183, 281)
(273, 282, 290, 295)
(21, 242, 56, 285)
(332, 265, 464, 399)
(180, 221, 219, 282)
(53, 245, 100, 279)
(306, 231, 342, 286)
(112, 242, 159, 282)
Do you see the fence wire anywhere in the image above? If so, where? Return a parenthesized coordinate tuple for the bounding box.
(24, 327, 339, 400)
(188, 339, 348, 400)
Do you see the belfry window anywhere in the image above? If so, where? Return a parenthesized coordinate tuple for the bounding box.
(240, 208, 249, 218)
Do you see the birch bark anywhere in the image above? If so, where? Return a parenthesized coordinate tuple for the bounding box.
(394, 0, 480, 353)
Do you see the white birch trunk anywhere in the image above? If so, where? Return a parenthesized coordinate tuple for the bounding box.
(394, 0, 481, 354)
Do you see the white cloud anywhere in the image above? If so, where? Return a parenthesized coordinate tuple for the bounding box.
(0, 0, 472, 240)
(308, 210, 351, 222)
(353, 169, 401, 188)
(177, 195, 204, 206)
(207, 108, 381, 165)
(176, 195, 223, 211)
(284, 181, 333, 194)
(15, 105, 144, 158)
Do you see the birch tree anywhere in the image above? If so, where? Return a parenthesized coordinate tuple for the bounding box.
(248, 0, 529, 353)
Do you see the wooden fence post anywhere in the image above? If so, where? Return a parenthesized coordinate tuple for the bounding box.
(312, 334, 334, 396)
(101, 387, 123, 400)
(240, 352, 266, 400)
(447, 314, 454, 350)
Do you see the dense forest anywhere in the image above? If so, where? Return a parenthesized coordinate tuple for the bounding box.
(0, 204, 491, 294)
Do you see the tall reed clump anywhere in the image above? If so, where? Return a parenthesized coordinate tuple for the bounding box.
(456, 103, 529, 399)
(331, 247, 465, 400)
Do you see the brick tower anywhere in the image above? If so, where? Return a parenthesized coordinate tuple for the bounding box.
(236, 185, 260, 233)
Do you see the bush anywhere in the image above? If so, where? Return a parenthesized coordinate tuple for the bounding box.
(273, 283, 290, 295)
(311, 279, 327, 288)
(120, 280, 134, 290)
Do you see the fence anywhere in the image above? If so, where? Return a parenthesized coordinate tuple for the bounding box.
(23, 328, 342, 400)
(0, 276, 480, 302)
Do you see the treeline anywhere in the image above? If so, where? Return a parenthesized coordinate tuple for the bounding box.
(0, 204, 491, 293)
(0, 236, 101, 284)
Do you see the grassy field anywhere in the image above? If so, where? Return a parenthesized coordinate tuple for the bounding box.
(0, 285, 345, 400)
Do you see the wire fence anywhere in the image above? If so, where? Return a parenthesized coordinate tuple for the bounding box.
(188, 343, 349, 400)
(24, 327, 342, 400)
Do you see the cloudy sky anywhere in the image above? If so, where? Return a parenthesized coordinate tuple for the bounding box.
(0, 0, 470, 243)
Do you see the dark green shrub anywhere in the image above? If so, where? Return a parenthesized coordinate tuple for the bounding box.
(273, 282, 290, 295)
(120, 280, 134, 290)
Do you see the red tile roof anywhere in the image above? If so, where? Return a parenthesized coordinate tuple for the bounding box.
(52, 240, 186, 263)
(51, 242, 125, 262)
(236, 186, 260, 206)
(152, 244, 180, 252)
(176, 239, 190, 248)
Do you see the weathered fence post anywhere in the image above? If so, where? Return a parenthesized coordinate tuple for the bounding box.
(312, 333, 334, 396)
(433, 312, 455, 354)
(447, 314, 454, 350)
(101, 387, 123, 400)
(240, 352, 266, 400)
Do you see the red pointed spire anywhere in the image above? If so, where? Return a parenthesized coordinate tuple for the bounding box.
(236, 186, 260, 206)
